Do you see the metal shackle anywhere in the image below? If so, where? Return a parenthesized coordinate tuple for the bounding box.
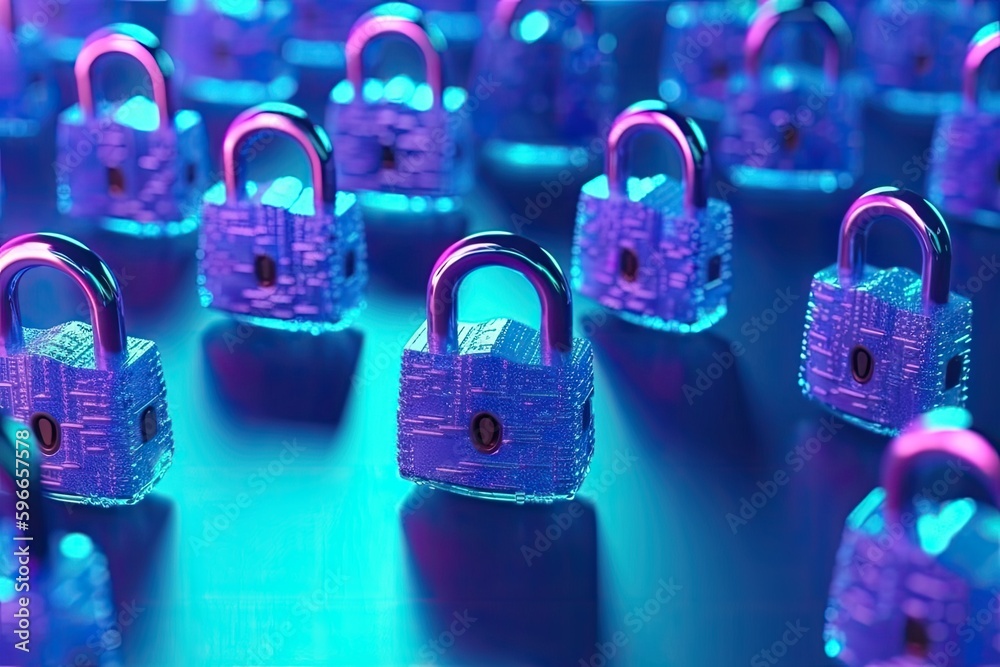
(745, 0, 848, 83)
(962, 22, 1000, 110)
(882, 410, 1000, 527)
(837, 187, 953, 310)
(75, 24, 174, 130)
(426, 232, 573, 366)
(605, 100, 709, 215)
(0, 233, 127, 371)
(0, 0, 15, 36)
(346, 6, 445, 108)
(223, 103, 336, 212)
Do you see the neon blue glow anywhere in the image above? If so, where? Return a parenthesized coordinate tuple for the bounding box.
(411, 84, 434, 112)
(49, 36, 85, 63)
(361, 191, 410, 212)
(659, 79, 683, 103)
(114, 96, 162, 132)
(517, 11, 550, 43)
(210, 0, 262, 20)
(362, 79, 385, 104)
(425, 10, 482, 41)
(770, 65, 796, 91)
(667, 3, 694, 27)
(60, 532, 95, 560)
(598, 33, 617, 54)
(331, 80, 355, 105)
(484, 140, 591, 171)
(175, 110, 201, 133)
(186, 74, 297, 106)
(879, 88, 962, 117)
(101, 215, 200, 238)
(824, 638, 842, 658)
(728, 166, 853, 192)
(358, 191, 459, 216)
(917, 499, 976, 556)
(289, 187, 319, 217)
(919, 406, 974, 431)
(846, 487, 887, 530)
(225, 305, 366, 335)
(282, 38, 346, 70)
(259, 176, 304, 210)
(443, 87, 467, 113)
(384, 76, 416, 104)
(580, 174, 669, 204)
(0, 116, 41, 138)
(0, 576, 13, 603)
(435, 196, 456, 213)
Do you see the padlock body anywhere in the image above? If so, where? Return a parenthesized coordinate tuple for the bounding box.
(56, 98, 210, 236)
(0, 321, 174, 506)
(858, 0, 996, 116)
(719, 69, 863, 191)
(928, 110, 1000, 228)
(800, 266, 972, 435)
(472, 2, 615, 150)
(327, 81, 474, 197)
(397, 318, 595, 503)
(573, 174, 732, 332)
(825, 488, 1000, 666)
(659, 0, 753, 122)
(199, 181, 368, 332)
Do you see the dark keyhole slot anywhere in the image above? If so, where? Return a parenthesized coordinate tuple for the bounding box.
(582, 390, 594, 432)
(381, 145, 396, 170)
(904, 616, 930, 657)
(470, 412, 503, 454)
(850, 345, 875, 384)
(780, 125, 800, 152)
(140, 405, 158, 443)
(706, 255, 722, 284)
(945, 355, 963, 390)
(619, 247, 640, 283)
(254, 254, 277, 288)
(186, 163, 197, 185)
(915, 52, 932, 75)
(344, 249, 357, 279)
(31, 413, 60, 456)
(107, 167, 125, 196)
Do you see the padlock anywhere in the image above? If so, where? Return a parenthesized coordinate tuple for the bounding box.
(327, 5, 474, 204)
(572, 101, 733, 333)
(165, 0, 296, 106)
(659, 0, 756, 123)
(397, 232, 595, 503)
(799, 187, 972, 436)
(0, 0, 57, 138)
(928, 22, 1000, 228)
(718, 0, 863, 192)
(824, 408, 1000, 666)
(199, 102, 368, 332)
(13, 0, 117, 65)
(0, 233, 174, 505)
(285, 0, 372, 75)
(55, 23, 210, 237)
(858, 0, 995, 117)
(471, 0, 615, 167)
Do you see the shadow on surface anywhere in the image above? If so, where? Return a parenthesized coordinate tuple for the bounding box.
(364, 208, 469, 293)
(202, 321, 363, 427)
(402, 490, 601, 667)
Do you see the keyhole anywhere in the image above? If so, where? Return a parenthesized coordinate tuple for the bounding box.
(107, 167, 125, 196)
(582, 390, 594, 432)
(850, 345, 874, 384)
(904, 617, 930, 657)
(619, 247, 639, 282)
(31, 413, 61, 456)
(254, 254, 277, 287)
(945, 355, 963, 390)
(186, 163, 197, 185)
(140, 405, 158, 443)
(915, 52, 932, 75)
(381, 145, 396, 170)
(470, 412, 503, 454)
(706, 255, 722, 284)
(344, 249, 356, 279)
(780, 125, 800, 152)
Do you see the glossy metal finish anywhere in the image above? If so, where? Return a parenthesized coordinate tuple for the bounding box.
(744, 0, 843, 83)
(962, 20, 1000, 109)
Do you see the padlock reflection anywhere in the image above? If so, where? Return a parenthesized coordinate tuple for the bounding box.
(55, 24, 210, 237)
(397, 232, 596, 503)
(928, 22, 1000, 228)
(0, 233, 174, 505)
(799, 188, 972, 436)
(0, 0, 57, 138)
(858, 0, 996, 118)
(718, 0, 862, 193)
(472, 0, 616, 172)
(573, 101, 733, 333)
(199, 103, 368, 334)
(825, 408, 1000, 666)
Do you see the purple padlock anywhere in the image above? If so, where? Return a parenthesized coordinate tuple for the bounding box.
(928, 22, 1000, 228)
(55, 24, 210, 237)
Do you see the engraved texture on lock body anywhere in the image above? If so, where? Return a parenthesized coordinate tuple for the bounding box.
(397, 233, 595, 503)
(799, 188, 972, 436)
(471, 0, 614, 150)
(199, 103, 368, 331)
(825, 412, 1000, 666)
(718, 0, 862, 191)
(56, 24, 210, 235)
(327, 8, 474, 198)
(929, 23, 1000, 228)
(573, 102, 733, 332)
(0, 234, 173, 506)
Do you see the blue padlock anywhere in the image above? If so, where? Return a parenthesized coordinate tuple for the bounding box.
(659, 0, 755, 123)
(929, 22, 1000, 228)
(327, 5, 473, 208)
(199, 103, 368, 333)
(800, 188, 972, 436)
(397, 232, 596, 503)
(718, 0, 862, 192)
(165, 0, 297, 106)
(55, 24, 210, 237)
(471, 0, 616, 170)
(0, 0, 57, 138)
(0, 233, 174, 505)
(573, 101, 733, 333)
(858, 0, 995, 118)
(825, 408, 1000, 666)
